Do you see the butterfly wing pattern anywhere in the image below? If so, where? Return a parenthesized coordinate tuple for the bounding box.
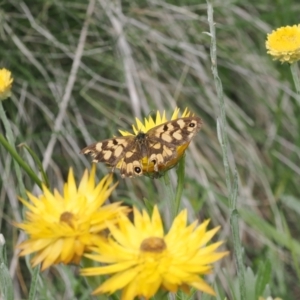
(81, 116, 202, 178)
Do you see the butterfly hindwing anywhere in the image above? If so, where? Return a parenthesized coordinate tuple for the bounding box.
(146, 140, 177, 172)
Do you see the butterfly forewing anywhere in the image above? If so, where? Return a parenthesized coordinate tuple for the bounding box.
(80, 136, 136, 166)
(147, 117, 202, 146)
(81, 116, 202, 177)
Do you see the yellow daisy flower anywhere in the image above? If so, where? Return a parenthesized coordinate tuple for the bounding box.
(81, 206, 228, 299)
(0, 68, 13, 100)
(266, 25, 300, 63)
(118, 107, 199, 176)
(15, 165, 129, 271)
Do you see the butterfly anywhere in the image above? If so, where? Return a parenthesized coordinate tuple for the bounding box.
(80, 116, 202, 178)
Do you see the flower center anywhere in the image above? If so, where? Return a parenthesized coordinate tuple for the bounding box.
(60, 211, 75, 227)
(140, 237, 166, 253)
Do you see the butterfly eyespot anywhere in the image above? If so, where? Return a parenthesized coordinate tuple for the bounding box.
(134, 167, 142, 174)
(189, 122, 195, 127)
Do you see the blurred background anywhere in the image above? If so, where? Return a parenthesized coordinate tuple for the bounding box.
(1, 0, 300, 299)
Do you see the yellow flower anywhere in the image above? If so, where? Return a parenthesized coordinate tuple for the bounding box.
(0, 68, 13, 100)
(266, 25, 300, 63)
(15, 165, 129, 271)
(81, 206, 228, 299)
(118, 107, 199, 176)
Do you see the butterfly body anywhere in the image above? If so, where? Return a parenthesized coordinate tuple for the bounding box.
(81, 116, 202, 178)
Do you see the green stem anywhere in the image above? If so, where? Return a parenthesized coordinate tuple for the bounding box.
(174, 155, 185, 216)
(290, 63, 300, 96)
(207, 1, 246, 299)
(230, 172, 246, 296)
(161, 156, 186, 227)
(163, 171, 175, 227)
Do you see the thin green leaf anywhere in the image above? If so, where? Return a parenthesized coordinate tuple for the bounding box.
(18, 143, 49, 188)
(0, 134, 42, 189)
(255, 261, 272, 298)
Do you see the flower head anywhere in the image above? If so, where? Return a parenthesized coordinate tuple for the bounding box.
(81, 206, 228, 299)
(266, 25, 300, 63)
(118, 107, 201, 177)
(0, 68, 13, 100)
(15, 165, 128, 271)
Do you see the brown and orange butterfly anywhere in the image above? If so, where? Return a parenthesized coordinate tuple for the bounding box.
(81, 116, 202, 178)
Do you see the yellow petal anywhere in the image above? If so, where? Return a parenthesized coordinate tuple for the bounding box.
(92, 267, 140, 295)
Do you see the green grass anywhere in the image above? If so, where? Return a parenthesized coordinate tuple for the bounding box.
(1, 0, 300, 299)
